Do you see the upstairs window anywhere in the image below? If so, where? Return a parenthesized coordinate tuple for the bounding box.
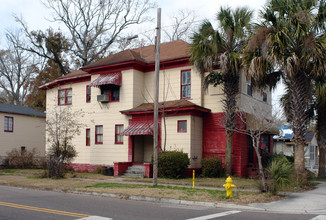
(177, 120, 187, 133)
(263, 92, 267, 102)
(246, 81, 252, 96)
(4, 116, 13, 132)
(86, 85, 91, 103)
(181, 70, 191, 99)
(95, 125, 103, 144)
(100, 85, 120, 102)
(58, 88, 72, 105)
(115, 124, 124, 144)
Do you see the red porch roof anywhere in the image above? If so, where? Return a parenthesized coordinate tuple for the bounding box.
(90, 72, 122, 87)
(121, 99, 210, 115)
(120, 122, 153, 136)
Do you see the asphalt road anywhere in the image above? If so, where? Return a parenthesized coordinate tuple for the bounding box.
(0, 185, 323, 220)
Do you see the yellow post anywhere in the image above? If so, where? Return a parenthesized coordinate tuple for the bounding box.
(192, 170, 195, 189)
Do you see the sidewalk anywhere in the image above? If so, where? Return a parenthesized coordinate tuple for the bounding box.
(248, 181, 326, 214)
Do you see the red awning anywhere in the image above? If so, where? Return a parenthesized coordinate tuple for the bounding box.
(90, 72, 122, 87)
(120, 122, 153, 136)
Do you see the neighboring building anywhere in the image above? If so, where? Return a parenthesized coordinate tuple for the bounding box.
(0, 103, 46, 164)
(40, 40, 273, 177)
(274, 127, 318, 172)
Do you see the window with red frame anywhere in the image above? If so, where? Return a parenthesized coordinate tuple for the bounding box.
(115, 124, 124, 144)
(4, 116, 13, 132)
(58, 88, 72, 105)
(86, 86, 91, 103)
(181, 70, 191, 99)
(95, 125, 103, 144)
(100, 85, 120, 102)
(177, 120, 187, 133)
(86, 128, 90, 146)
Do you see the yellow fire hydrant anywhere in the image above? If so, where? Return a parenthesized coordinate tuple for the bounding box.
(223, 176, 236, 198)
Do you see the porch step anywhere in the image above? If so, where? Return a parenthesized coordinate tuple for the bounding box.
(123, 165, 145, 178)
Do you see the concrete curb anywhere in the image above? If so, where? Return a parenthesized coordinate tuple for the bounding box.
(68, 190, 265, 211)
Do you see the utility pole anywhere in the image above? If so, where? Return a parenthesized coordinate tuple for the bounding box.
(153, 8, 161, 186)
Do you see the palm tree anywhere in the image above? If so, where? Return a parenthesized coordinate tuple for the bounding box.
(244, 0, 326, 179)
(190, 7, 253, 176)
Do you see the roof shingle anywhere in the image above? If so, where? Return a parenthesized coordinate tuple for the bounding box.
(0, 103, 46, 118)
(83, 40, 191, 69)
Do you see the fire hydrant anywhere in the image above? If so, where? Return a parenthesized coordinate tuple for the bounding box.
(223, 176, 236, 198)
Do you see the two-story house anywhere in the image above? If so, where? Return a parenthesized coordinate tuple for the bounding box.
(40, 40, 273, 177)
(0, 103, 46, 164)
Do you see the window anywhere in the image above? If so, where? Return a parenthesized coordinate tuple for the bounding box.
(177, 120, 187, 133)
(100, 85, 120, 102)
(58, 88, 72, 105)
(263, 92, 267, 102)
(86, 86, 91, 103)
(115, 125, 124, 144)
(246, 81, 252, 96)
(310, 145, 315, 161)
(95, 125, 103, 144)
(86, 128, 90, 146)
(4, 116, 13, 132)
(181, 70, 191, 99)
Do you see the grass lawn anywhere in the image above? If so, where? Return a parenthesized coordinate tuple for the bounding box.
(0, 168, 281, 204)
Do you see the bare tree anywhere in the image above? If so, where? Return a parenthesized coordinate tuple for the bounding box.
(162, 9, 196, 42)
(142, 9, 196, 44)
(235, 104, 279, 192)
(46, 106, 85, 178)
(0, 31, 39, 105)
(13, 19, 71, 75)
(42, 0, 156, 66)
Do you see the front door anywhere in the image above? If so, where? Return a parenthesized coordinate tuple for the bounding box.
(134, 135, 153, 163)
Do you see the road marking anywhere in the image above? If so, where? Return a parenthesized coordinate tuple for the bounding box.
(311, 215, 326, 220)
(0, 202, 91, 218)
(186, 210, 242, 220)
(77, 216, 112, 220)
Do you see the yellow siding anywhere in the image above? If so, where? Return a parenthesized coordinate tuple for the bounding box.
(161, 115, 202, 168)
(0, 113, 45, 159)
(143, 67, 202, 106)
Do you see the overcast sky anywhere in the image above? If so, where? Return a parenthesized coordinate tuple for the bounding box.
(0, 0, 284, 111)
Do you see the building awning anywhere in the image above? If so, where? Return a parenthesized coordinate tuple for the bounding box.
(90, 72, 122, 87)
(120, 122, 153, 136)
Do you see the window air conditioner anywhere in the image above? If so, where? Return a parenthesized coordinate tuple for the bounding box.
(97, 94, 109, 103)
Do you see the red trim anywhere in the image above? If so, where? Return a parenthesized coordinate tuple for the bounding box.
(4, 116, 14, 132)
(177, 120, 187, 133)
(86, 128, 90, 146)
(82, 58, 191, 74)
(115, 124, 124, 144)
(121, 106, 210, 115)
(39, 74, 91, 90)
(58, 88, 72, 106)
(95, 125, 103, 144)
(86, 85, 91, 103)
(180, 69, 191, 99)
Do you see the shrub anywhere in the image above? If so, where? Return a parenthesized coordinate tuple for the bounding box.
(96, 166, 107, 175)
(157, 150, 190, 179)
(5, 148, 44, 169)
(265, 155, 294, 195)
(201, 157, 224, 177)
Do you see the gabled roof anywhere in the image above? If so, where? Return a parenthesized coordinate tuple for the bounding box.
(0, 103, 45, 118)
(83, 40, 191, 69)
(121, 99, 210, 115)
